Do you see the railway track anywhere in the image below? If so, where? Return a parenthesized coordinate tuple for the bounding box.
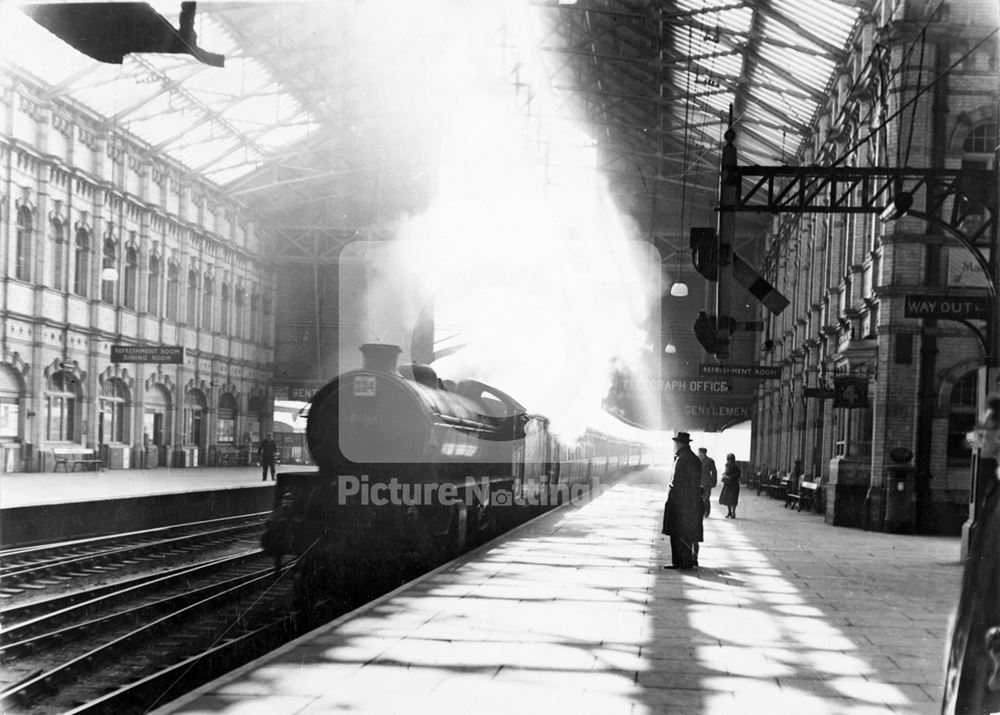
(0, 513, 269, 604)
(1, 549, 297, 714)
(0, 487, 582, 712)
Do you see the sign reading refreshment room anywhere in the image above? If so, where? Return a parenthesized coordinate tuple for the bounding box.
(110, 345, 184, 363)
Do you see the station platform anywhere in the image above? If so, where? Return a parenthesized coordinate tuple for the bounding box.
(156, 466, 962, 715)
(0, 465, 295, 546)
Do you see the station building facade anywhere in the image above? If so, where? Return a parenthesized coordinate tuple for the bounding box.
(0, 70, 275, 471)
(750, 0, 998, 534)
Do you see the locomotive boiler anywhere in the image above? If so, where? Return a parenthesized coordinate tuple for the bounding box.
(261, 343, 647, 605)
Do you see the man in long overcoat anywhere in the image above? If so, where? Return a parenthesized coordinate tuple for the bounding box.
(663, 431, 704, 569)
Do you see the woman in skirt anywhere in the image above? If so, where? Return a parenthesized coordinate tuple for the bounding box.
(719, 453, 741, 518)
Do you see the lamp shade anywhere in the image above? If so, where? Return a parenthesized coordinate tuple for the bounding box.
(669, 281, 688, 297)
(664, 343, 677, 354)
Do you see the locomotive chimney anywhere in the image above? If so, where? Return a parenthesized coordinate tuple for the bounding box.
(360, 343, 401, 373)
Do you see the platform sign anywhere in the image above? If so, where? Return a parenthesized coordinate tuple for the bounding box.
(274, 383, 323, 402)
(904, 294, 991, 320)
(111, 345, 183, 363)
(804, 387, 835, 399)
(615, 374, 754, 431)
(660, 395, 754, 432)
(699, 363, 781, 379)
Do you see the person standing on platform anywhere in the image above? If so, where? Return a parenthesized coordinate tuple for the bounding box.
(662, 432, 704, 570)
(258, 433, 277, 481)
(142, 430, 151, 469)
(697, 447, 717, 518)
(719, 453, 741, 518)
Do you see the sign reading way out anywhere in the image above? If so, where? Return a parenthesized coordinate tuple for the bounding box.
(904, 294, 991, 320)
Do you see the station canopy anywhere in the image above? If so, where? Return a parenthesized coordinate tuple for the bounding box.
(1, 0, 869, 227)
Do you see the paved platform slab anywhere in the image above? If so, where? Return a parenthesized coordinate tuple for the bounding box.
(0, 465, 295, 509)
(156, 467, 962, 715)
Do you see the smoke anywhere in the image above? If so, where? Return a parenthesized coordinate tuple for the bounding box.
(342, 1, 662, 442)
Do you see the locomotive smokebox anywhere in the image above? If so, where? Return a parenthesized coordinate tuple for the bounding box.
(360, 343, 402, 373)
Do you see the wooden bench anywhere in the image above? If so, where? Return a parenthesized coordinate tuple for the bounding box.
(217, 447, 250, 466)
(767, 474, 790, 500)
(52, 448, 103, 472)
(786, 480, 820, 512)
(757, 471, 777, 496)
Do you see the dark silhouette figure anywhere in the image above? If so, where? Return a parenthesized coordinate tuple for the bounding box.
(662, 432, 703, 570)
(719, 453, 741, 518)
(258, 433, 277, 481)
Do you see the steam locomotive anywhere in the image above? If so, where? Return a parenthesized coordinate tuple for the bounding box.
(261, 343, 647, 602)
(941, 476, 1000, 715)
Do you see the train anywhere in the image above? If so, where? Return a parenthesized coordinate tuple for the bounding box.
(261, 343, 648, 605)
(941, 474, 1000, 715)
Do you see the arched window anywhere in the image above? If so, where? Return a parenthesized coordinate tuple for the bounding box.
(963, 123, 997, 156)
(73, 227, 90, 296)
(184, 389, 206, 446)
(234, 284, 245, 336)
(101, 237, 117, 303)
(186, 269, 199, 325)
(0, 365, 24, 440)
(147, 254, 161, 315)
(50, 218, 65, 290)
(263, 292, 273, 345)
(15, 207, 32, 281)
(165, 261, 179, 320)
(220, 283, 231, 333)
(246, 395, 262, 444)
(948, 371, 979, 464)
(143, 383, 171, 448)
(959, 123, 998, 224)
(46, 370, 81, 441)
(202, 274, 214, 331)
(99, 377, 129, 443)
(250, 292, 260, 341)
(217, 392, 238, 444)
(123, 246, 138, 309)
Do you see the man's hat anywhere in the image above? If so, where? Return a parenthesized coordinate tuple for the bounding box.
(697, 447, 707, 454)
(672, 431, 692, 443)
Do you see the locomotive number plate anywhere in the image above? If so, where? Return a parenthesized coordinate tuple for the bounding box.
(353, 375, 377, 397)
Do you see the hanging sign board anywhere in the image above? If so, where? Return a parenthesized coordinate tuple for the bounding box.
(111, 345, 184, 363)
(699, 363, 781, 379)
(833, 377, 869, 409)
(804, 387, 835, 399)
(903, 294, 991, 321)
(946, 246, 991, 289)
(274, 383, 324, 402)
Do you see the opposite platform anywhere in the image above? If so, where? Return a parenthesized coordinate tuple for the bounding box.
(0, 466, 295, 545)
(156, 467, 962, 715)
(0, 465, 293, 509)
